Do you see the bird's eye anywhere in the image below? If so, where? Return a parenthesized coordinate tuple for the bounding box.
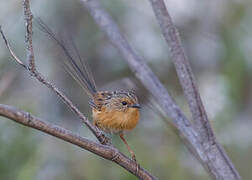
(122, 101, 127, 105)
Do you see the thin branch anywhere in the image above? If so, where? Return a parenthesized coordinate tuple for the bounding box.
(1, 22, 104, 144)
(0, 104, 157, 180)
(21, 0, 107, 144)
(23, 0, 35, 72)
(80, 0, 241, 179)
(0, 26, 26, 68)
(148, 0, 241, 179)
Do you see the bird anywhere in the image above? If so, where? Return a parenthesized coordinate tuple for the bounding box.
(37, 19, 140, 161)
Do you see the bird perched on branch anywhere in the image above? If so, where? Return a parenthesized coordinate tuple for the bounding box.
(37, 20, 140, 162)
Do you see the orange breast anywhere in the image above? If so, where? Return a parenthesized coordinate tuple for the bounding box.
(92, 108, 140, 133)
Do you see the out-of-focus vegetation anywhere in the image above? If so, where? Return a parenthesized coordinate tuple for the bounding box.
(0, 0, 252, 179)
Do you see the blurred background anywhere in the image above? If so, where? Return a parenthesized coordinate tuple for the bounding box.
(0, 0, 251, 179)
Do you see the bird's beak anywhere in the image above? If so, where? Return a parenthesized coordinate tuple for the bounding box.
(130, 104, 141, 109)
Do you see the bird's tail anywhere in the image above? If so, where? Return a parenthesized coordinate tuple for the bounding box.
(36, 18, 97, 97)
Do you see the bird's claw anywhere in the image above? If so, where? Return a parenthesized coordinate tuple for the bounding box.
(132, 154, 137, 161)
(98, 132, 111, 145)
(131, 155, 139, 175)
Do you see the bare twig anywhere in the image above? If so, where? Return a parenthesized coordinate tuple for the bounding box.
(1, 21, 104, 143)
(21, 0, 108, 144)
(0, 27, 26, 68)
(80, 0, 241, 179)
(0, 104, 157, 180)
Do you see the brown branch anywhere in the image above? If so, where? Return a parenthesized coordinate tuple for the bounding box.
(80, 0, 241, 179)
(0, 104, 157, 180)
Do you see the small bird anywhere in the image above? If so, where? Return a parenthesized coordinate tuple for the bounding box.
(37, 20, 140, 161)
(91, 90, 140, 160)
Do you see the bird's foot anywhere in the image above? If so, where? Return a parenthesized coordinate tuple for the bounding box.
(131, 154, 139, 175)
(97, 132, 111, 145)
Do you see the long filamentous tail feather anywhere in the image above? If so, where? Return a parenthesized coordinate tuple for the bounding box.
(36, 18, 97, 97)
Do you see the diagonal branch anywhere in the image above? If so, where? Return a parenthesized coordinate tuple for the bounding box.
(0, 27, 26, 68)
(148, 0, 241, 179)
(148, 0, 214, 144)
(0, 104, 157, 180)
